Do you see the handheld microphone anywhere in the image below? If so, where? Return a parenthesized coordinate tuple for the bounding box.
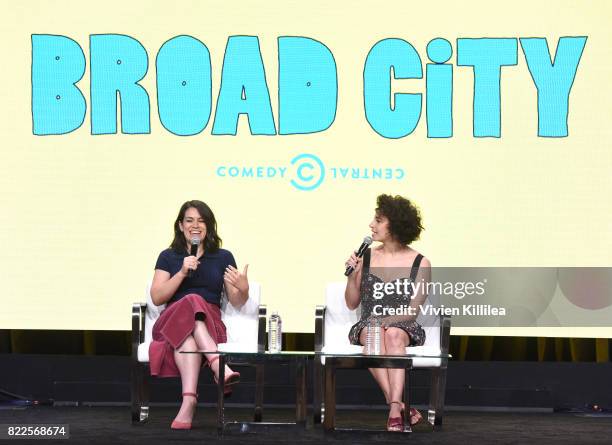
(188, 237, 200, 278)
(344, 236, 373, 276)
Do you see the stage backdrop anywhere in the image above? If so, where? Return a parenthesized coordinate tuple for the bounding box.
(1, 0, 611, 336)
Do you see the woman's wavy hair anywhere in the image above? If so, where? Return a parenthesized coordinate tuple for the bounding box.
(170, 200, 222, 254)
(376, 194, 423, 245)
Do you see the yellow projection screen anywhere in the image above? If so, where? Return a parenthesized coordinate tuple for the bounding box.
(1, 0, 611, 336)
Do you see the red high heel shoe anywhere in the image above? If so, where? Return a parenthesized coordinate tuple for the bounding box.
(397, 402, 424, 425)
(170, 392, 198, 430)
(209, 355, 241, 395)
(408, 407, 423, 426)
(387, 401, 404, 432)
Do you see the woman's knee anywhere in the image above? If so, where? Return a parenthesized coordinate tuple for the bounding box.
(385, 328, 408, 348)
(177, 335, 197, 351)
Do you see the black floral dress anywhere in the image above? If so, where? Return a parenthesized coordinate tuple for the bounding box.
(348, 248, 426, 346)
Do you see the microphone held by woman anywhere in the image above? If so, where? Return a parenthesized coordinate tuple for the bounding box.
(344, 236, 373, 276)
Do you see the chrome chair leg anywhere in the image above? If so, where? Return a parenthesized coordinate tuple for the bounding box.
(323, 361, 336, 431)
(428, 367, 447, 429)
(131, 362, 149, 423)
(254, 363, 264, 422)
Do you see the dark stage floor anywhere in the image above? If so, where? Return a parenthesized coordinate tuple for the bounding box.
(0, 405, 611, 444)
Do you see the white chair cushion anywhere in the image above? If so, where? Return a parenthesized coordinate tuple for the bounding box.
(323, 282, 360, 350)
(321, 282, 443, 367)
(143, 283, 163, 345)
(221, 282, 261, 349)
(137, 341, 151, 362)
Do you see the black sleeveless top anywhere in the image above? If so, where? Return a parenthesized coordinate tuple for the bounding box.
(347, 248, 426, 346)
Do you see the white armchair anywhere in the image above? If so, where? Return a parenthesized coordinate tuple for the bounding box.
(313, 282, 451, 428)
(131, 282, 266, 423)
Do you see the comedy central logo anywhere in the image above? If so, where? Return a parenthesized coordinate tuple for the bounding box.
(290, 153, 325, 191)
(215, 153, 405, 191)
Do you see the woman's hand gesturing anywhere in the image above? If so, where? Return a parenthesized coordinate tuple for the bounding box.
(224, 264, 249, 294)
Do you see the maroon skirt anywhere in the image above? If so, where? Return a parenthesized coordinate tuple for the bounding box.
(149, 294, 227, 378)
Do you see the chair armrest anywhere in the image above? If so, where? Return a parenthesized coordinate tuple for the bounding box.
(257, 305, 267, 353)
(131, 303, 146, 361)
(314, 305, 326, 353)
(439, 315, 451, 355)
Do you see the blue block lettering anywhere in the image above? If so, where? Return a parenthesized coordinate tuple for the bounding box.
(457, 38, 517, 137)
(31, 35, 86, 135)
(90, 34, 150, 134)
(364, 39, 423, 139)
(278, 37, 337, 135)
(520, 37, 587, 137)
(212, 36, 276, 135)
(426, 38, 453, 138)
(157, 36, 212, 136)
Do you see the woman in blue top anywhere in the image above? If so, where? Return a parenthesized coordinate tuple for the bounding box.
(345, 194, 430, 431)
(149, 200, 249, 430)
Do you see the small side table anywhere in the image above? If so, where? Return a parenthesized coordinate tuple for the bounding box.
(214, 351, 310, 436)
(321, 353, 414, 433)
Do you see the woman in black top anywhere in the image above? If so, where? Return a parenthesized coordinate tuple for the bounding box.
(345, 194, 430, 431)
(149, 200, 249, 429)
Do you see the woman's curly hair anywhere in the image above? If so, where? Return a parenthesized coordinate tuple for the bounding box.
(376, 194, 423, 245)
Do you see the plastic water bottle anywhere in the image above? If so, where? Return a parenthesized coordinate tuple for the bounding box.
(373, 318, 381, 354)
(365, 318, 381, 355)
(268, 311, 282, 352)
